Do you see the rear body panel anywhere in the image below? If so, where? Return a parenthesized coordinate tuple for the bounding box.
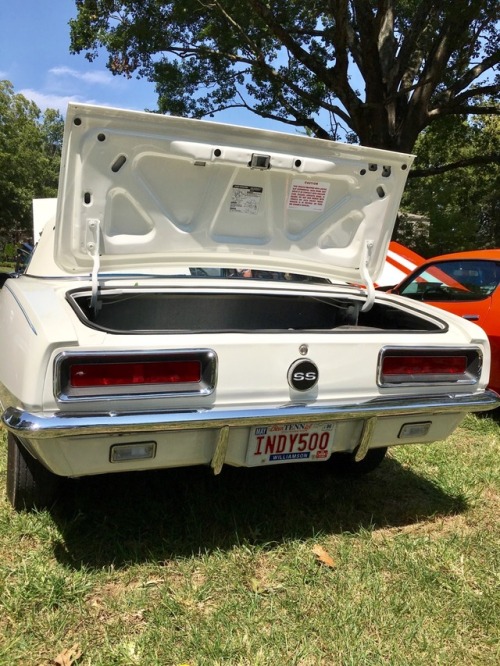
(1, 273, 497, 478)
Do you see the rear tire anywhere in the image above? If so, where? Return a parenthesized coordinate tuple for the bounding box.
(6, 433, 62, 511)
(329, 446, 388, 476)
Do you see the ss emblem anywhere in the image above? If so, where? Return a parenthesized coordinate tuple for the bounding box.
(288, 359, 319, 391)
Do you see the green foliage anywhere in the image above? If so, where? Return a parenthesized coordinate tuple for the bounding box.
(70, 1, 499, 155)
(0, 81, 63, 250)
(398, 114, 500, 255)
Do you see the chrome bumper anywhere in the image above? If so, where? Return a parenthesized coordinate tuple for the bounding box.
(3, 390, 499, 440)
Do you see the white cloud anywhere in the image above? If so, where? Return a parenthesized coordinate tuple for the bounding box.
(18, 88, 97, 113)
(17, 65, 122, 112)
(49, 66, 115, 86)
(14, 63, 156, 114)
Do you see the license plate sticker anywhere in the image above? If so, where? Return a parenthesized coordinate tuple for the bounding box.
(246, 422, 336, 466)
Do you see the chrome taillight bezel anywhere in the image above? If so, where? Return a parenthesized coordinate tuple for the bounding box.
(377, 346, 483, 387)
(54, 349, 217, 401)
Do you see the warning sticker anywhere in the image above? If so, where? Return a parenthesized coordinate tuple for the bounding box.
(230, 185, 263, 215)
(287, 180, 330, 211)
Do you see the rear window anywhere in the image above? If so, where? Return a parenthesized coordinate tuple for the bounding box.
(399, 259, 500, 302)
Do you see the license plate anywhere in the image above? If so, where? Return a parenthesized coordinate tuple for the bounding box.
(246, 422, 336, 466)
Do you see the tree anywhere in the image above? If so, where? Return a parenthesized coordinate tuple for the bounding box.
(70, 0, 499, 164)
(396, 113, 500, 255)
(0, 81, 63, 251)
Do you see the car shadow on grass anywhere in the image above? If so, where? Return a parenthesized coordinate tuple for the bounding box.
(50, 453, 468, 570)
(478, 405, 500, 422)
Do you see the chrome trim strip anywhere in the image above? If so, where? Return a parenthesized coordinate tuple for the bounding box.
(4, 285, 37, 335)
(3, 390, 499, 440)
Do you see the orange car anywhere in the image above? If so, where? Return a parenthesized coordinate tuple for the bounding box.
(390, 249, 500, 394)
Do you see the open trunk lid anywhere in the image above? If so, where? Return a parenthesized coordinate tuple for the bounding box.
(54, 104, 413, 287)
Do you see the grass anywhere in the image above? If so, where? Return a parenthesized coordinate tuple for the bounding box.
(0, 414, 499, 665)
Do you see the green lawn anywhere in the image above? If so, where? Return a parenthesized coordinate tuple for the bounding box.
(0, 414, 499, 665)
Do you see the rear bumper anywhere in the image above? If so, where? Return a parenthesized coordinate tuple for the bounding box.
(3, 390, 499, 439)
(3, 390, 498, 476)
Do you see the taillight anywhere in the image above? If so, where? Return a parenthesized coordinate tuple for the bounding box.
(70, 360, 201, 388)
(378, 347, 481, 386)
(55, 350, 216, 400)
(382, 355, 467, 376)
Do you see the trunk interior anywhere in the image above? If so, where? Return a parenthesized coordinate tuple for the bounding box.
(67, 288, 442, 334)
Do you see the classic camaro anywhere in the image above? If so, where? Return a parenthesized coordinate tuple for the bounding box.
(389, 249, 500, 395)
(0, 104, 498, 511)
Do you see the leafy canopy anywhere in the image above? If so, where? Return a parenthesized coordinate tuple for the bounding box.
(398, 114, 500, 255)
(70, 0, 499, 155)
(0, 81, 63, 246)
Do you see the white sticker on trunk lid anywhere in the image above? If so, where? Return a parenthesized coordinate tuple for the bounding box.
(287, 180, 330, 211)
(230, 185, 263, 214)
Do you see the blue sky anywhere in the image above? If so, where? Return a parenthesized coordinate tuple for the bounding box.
(0, 0, 284, 129)
(1, 1, 160, 112)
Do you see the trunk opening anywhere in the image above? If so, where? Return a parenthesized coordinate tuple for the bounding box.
(67, 288, 442, 334)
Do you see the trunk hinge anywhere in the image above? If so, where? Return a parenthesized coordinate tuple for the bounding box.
(86, 218, 101, 315)
(360, 239, 375, 312)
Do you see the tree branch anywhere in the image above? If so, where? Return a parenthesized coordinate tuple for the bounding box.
(202, 92, 333, 139)
(246, 0, 335, 86)
(211, 1, 264, 61)
(327, 0, 363, 113)
(446, 84, 500, 106)
(350, 0, 384, 98)
(447, 50, 500, 97)
(409, 153, 500, 178)
(429, 104, 500, 118)
(395, 0, 435, 93)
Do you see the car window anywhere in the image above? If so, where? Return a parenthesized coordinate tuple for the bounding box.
(190, 268, 329, 284)
(399, 260, 500, 302)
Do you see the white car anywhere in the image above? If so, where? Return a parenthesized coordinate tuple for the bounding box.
(1, 104, 498, 511)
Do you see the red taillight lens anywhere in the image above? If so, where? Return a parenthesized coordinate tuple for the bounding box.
(70, 360, 201, 388)
(56, 350, 216, 401)
(378, 347, 481, 387)
(382, 355, 467, 376)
